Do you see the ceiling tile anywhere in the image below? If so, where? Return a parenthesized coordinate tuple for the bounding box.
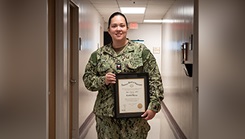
(89, 0, 176, 23)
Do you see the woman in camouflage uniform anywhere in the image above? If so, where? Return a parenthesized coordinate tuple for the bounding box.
(83, 12, 164, 139)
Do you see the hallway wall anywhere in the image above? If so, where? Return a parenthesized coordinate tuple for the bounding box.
(161, 0, 194, 138)
(77, 0, 104, 127)
(199, 0, 245, 138)
(0, 0, 48, 138)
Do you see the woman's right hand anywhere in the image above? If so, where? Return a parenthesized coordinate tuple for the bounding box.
(105, 72, 116, 85)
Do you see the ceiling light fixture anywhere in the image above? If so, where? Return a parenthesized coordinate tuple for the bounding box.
(143, 20, 163, 23)
(120, 7, 145, 14)
(144, 19, 185, 23)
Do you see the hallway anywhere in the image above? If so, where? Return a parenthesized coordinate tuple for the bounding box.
(78, 0, 195, 138)
(2, 0, 245, 139)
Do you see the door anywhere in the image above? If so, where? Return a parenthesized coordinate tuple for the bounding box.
(68, 1, 79, 139)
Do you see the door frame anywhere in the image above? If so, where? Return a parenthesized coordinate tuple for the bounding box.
(49, 0, 79, 138)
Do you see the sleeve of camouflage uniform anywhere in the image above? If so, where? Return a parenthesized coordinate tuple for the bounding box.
(142, 47, 164, 113)
(83, 51, 106, 91)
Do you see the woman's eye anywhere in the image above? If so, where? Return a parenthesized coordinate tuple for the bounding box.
(111, 24, 125, 28)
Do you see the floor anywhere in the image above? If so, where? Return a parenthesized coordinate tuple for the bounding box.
(82, 113, 175, 139)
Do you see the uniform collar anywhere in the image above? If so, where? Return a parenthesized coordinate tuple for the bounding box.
(103, 40, 135, 55)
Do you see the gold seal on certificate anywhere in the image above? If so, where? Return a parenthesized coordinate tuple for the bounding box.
(137, 103, 143, 109)
(114, 73, 150, 118)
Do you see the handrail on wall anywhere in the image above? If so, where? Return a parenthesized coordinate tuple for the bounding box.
(79, 112, 95, 139)
(161, 101, 187, 139)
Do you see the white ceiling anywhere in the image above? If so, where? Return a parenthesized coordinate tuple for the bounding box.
(88, 0, 176, 23)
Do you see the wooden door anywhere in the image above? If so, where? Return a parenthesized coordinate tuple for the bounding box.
(68, 1, 79, 139)
(48, 0, 56, 138)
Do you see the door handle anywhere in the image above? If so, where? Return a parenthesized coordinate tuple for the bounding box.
(70, 79, 77, 83)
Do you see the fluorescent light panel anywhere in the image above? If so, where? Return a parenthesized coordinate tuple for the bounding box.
(120, 7, 145, 14)
(144, 19, 185, 23)
(144, 20, 163, 23)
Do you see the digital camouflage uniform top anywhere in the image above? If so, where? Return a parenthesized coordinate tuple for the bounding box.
(83, 40, 164, 117)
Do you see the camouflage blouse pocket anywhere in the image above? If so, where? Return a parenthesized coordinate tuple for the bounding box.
(125, 57, 143, 72)
(97, 61, 111, 75)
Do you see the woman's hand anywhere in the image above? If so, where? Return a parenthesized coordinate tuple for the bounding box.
(105, 72, 116, 85)
(141, 110, 156, 120)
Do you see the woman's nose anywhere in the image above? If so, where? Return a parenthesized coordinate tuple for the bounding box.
(116, 26, 121, 30)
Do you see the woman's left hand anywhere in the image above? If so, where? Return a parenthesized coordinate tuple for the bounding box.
(141, 110, 156, 120)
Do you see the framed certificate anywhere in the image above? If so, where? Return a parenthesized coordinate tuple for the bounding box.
(114, 73, 149, 118)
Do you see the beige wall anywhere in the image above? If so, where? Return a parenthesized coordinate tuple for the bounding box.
(78, 0, 104, 127)
(161, 0, 194, 138)
(199, 0, 245, 138)
(0, 0, 48, 138)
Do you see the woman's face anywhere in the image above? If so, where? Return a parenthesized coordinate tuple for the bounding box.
(108, 15, 128, 42)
